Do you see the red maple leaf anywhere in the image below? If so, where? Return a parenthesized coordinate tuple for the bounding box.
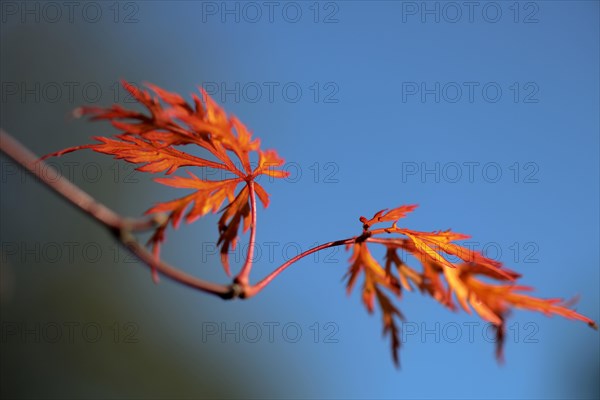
(345, 205, 596, 366)
(42, 80, 289, 279)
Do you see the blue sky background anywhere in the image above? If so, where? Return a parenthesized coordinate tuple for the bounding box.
(1, 1, 598, 398)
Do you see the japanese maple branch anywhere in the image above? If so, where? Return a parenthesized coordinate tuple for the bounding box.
(0, 129, 397, 300)
(235, 180, 257, 286)
(0, 129, 232, 299)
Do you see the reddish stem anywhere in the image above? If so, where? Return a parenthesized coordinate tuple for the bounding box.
(0, 129, 233, 299)
(121, 232, 232, 298)
(235, 180, 257, 286)
(244, 238, 356, 298)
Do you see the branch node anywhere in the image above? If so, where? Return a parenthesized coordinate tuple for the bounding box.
(119, 228, 137, 246)
(355, 231, 372, 243)
(152, 212, 169, 228)
(227, 283, 244, 299)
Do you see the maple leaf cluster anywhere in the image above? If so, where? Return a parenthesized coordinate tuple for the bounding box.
(43, 81, 289, 279)
(42, 81, 596, 367)
(347, 206, 597, 366)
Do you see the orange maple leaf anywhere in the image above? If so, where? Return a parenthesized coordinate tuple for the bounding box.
(42, 80, 289, 278)
(345, 242, 404, 366)
(359, 205, 418, 229)
(346, 205, 596, 366)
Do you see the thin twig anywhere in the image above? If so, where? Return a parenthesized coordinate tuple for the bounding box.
(244, 238, 356, 298)
(0, 129, 233, 299)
